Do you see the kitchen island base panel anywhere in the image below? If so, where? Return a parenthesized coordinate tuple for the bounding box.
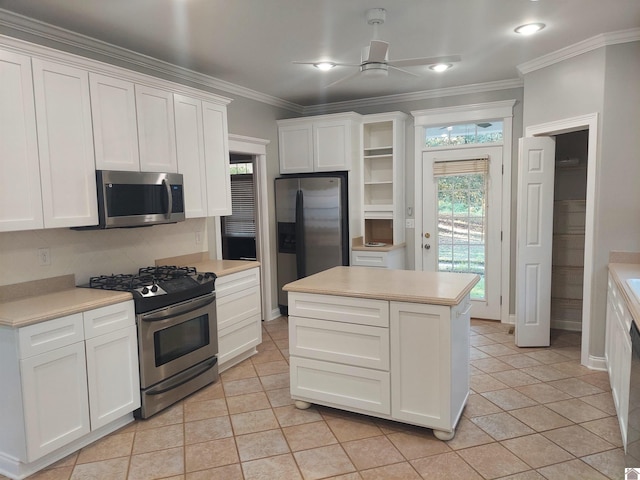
(286, 284, 474, 442)
(291, 395, 461, 440)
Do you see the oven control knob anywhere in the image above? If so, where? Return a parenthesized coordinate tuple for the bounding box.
(197, 274, 204, 281)
(141, 287, 149, 295)
(151, 284, 158, 293)
(205, 273, 212, 279)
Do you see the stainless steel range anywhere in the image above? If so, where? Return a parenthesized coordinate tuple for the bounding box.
(84, 266, 218, 418)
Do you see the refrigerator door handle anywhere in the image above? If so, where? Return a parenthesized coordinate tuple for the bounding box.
(295, 189, 305, 278)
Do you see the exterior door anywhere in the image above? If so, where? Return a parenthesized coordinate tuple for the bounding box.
(515, 137, 556, 346)
(422, 146, 502, 320)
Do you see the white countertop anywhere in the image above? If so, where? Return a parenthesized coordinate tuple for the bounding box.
(609, 262, 640, 329)
(283, 266, 479, 306)
(0, 288, 132, 328)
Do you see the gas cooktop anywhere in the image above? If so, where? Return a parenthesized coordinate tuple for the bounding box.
(83, 265, 216, 313)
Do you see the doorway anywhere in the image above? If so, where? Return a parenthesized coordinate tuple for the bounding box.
(550, 130, 589, 332)
(223, 134, 274, 321)
(221, 154, 257, 261)
(518, 113, 599, 368)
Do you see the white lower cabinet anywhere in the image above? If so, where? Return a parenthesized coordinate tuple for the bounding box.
(351, 248, 405, 269)
(288, 291, 471, 439)
(216, 267, 262, 371)
(606, 274, 632, 449)
(0, 301, 139, 479)
(20, 341, 90, 461)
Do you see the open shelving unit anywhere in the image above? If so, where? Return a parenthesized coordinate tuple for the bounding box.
(361, 112, 407, 245)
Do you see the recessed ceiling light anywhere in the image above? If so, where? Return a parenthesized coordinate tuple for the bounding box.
(514, 23, 546, 35)
(429, 63, 452, 73)
(313, 62, 336, 71)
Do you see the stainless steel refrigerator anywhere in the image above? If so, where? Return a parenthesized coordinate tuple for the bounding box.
(275, 172, 349, 314)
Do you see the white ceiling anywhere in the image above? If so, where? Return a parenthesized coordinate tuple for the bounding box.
(1, 0, 640, 107)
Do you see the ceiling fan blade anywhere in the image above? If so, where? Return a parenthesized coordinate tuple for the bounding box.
(388, 65, 420, 77)
(324, 70, 361, 88)
(388, 55, 461, 68)
(367, 40, 389, 63)
(292, 61, 361, 67)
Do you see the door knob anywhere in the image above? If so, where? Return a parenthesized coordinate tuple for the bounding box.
(424, 244, 431, 250)
(424, 232, 431, 239)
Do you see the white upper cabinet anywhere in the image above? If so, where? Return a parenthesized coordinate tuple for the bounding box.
(0, 37, 232, 231)
(135, 84, 178, 173)
(202, 101, 232, 217)
(174, 96, 231, 217)
(32, 58, 98, 229)
(89, 73, 140, 172)
(277, 112, 361, 174)
(278, 123, 314, 173)
(314, 118, 354, 172)
(174, 94, 208, 218)
(0, 50, 43, 232)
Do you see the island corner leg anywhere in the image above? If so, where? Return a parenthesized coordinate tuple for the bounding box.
(433, 428, 455, 441)
(294, 400, 311, 410)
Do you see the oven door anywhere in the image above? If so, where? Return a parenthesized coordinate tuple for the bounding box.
(137, 292, 217, 389)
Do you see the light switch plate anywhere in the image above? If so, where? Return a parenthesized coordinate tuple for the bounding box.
(405, 219, 415, 229)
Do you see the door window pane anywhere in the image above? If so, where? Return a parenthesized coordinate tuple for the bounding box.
(437, 173, 487, 300)
(425, 121, 503, 147)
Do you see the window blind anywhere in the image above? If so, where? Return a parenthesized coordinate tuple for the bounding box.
(432, 157, 489, 177)
(224, 175, 255, 236)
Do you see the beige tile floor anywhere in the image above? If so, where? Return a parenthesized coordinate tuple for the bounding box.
(8, 317, 627, 480)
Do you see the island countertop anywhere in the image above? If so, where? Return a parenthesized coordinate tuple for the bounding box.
(283, 266, 479, 306)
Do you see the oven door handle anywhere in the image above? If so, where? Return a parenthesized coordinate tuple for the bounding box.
(146, 357, 218, 395)
(140, 293, 215, 322)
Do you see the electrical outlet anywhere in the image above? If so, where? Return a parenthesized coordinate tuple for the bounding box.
(195, 232, 202, 245)
(38, 248, 51, 266)
(405, 219, 415, 229)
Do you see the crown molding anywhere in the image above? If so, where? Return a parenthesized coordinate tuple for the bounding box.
(0, 9, 304, 114)
(517, 27, 640, 75)
(302, 79, 524, 115)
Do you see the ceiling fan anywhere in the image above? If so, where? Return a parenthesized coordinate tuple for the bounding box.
(293, 8, 461, 88)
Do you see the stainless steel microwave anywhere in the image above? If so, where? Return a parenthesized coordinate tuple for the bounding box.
(94, 170, 185, 228)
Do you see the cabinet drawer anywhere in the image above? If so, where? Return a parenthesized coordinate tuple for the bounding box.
(290, 356, 390, 415)
(289, 316, 389, 370)
(83, 301, 135, 339)
(351, 250, 388, 268)
(288, 292, 389, 327)
(19, 314, 84, 359)
(219, 314, 261, 366)
(216, 267, 259, 297)
(217, 285, 261, 331)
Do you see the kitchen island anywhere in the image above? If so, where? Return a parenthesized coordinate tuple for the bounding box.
(283, 266, 479, 440)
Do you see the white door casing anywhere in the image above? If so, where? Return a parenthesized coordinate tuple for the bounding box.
(515, 136, 556, 347)
(422, 146, 503, 320)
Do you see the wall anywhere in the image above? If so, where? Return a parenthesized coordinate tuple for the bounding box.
(0, 219, 207, 286)
(522, 41, 640, 358)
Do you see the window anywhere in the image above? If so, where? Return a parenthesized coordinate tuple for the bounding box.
(434, 158, 488, 300)
(425, 121, 503, 147)
(223, 164, 255, 237)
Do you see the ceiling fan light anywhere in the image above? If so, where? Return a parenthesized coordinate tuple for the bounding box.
(514, 23, 545, 35)
(313, 62, 336, 71)
(429, 63, 452, 73)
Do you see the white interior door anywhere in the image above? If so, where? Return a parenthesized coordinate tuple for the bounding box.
(422, 146, 502, 320)
(515, 136, 556, 346)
